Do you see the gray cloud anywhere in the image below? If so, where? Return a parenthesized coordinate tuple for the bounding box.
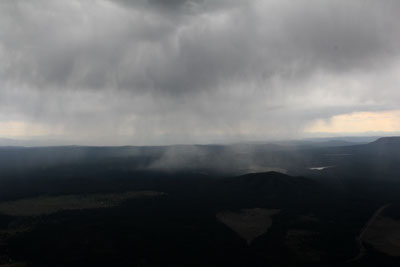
(1, 0, 400, 145)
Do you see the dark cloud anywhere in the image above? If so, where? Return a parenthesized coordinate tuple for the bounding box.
(147, 0, 197, 9)
(1, 0, 400, 144)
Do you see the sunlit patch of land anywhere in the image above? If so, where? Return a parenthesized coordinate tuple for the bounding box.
(0, 191, 165, 217)
(0, 190, 167, 266)
(216, 208, 280, 245)
(364, 215, 400, 257)
(0, 262, 27, 267)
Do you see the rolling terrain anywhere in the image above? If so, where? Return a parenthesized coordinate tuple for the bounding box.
(0, 137, 399, 266)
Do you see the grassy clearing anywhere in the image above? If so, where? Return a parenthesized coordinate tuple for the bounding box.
(216, 208, 280, 245)
(0, 262, 27, 267)
(364, 215, 400, 257)
(0, 191, 164, 216)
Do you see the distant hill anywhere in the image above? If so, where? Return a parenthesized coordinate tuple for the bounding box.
(305, 136, 400, 182)
(308, 140, 360, 147)
(366, 136, 400, 147)
(1, 137, 400, 180)
(222, 171, 317, 194)
(357, 136, 400, 158)
(210, 171, 326, 209)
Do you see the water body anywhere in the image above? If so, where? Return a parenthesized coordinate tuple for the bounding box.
(309, 166, 335, 171)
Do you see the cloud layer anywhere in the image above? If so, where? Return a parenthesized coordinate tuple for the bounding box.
(1, 0, 400, 144)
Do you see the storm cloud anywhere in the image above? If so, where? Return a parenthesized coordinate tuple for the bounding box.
(1, 0, 400, 144)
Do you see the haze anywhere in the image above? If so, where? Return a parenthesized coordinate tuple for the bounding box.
(1, 0, 400, 145)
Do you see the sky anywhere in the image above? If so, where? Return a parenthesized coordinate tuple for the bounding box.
(1, 0, 400, 145)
